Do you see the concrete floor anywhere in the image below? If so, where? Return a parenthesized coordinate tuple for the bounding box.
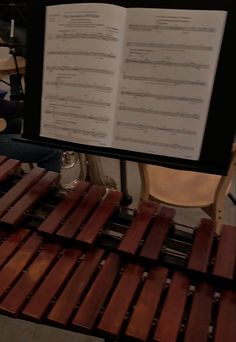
(0, 156, 235, 341)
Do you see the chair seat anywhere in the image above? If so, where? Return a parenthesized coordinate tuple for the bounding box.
(0, 56, 25, 72)
(147, 165, 221, 207)
(0, 56, 26, 81)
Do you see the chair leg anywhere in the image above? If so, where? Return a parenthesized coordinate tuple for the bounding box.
(214, 216, 223, 235)
(203, 203, 224, 235)
(212, 204, 224, 235)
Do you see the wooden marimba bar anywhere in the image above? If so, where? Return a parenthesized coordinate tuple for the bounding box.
(0, 156, 235, 342)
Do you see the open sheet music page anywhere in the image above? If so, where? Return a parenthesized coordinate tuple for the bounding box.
(40, 3, 226, 160)
(40, 3, 126, 147)
(114, 8, 227, 159)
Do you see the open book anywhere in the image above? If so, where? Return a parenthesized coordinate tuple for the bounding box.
(40, 3, 226, 160)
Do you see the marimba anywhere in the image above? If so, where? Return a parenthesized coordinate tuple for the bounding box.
(0, 156, 235, 342)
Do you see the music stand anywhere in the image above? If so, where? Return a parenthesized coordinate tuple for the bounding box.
(17, 0, 236, 199)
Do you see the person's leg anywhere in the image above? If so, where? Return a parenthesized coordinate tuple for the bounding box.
(0, 133, 62, 172)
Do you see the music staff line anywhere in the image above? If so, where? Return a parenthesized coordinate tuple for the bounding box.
(46, 66, 114, 76)
(124, 59, 209, 70)
(45, 95, 111, 108)
(41, 130, 105, 146)
(115, 136, 194, 151)
(128, 24, 216, 33)
(55, 33, 118, 42)
(118, 105, 200, 120)
(120, 91, 203, 104)
(44, 124, 107, 139)
(123, 75, 206, 87)
(47, 50, 116, 59)
(44, 109, 109, 123)
(46, 81, 112, 93)
(126, 42, 213, 51)
(45, 106, 199, 122)
(116, 121, 196, 135)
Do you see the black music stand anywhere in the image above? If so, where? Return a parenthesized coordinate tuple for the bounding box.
(228, 193, 236, 205)
(120, 160, 132, 206)
(18, 0, 236, 194)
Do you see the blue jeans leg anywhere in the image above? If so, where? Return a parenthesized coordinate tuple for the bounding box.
(0, 134, 62, 172)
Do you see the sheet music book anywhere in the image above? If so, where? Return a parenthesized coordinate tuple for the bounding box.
(40, 3, 227, 161)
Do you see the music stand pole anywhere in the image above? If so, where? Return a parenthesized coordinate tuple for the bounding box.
(228, 193, 236, 205)
(7, 1, 24, 101)
(119, 160, 132, 206)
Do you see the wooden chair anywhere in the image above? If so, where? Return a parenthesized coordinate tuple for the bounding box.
(0, 54, 26, 77)
(139, 144, 236, 234)
(0, 118, 7, 132)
